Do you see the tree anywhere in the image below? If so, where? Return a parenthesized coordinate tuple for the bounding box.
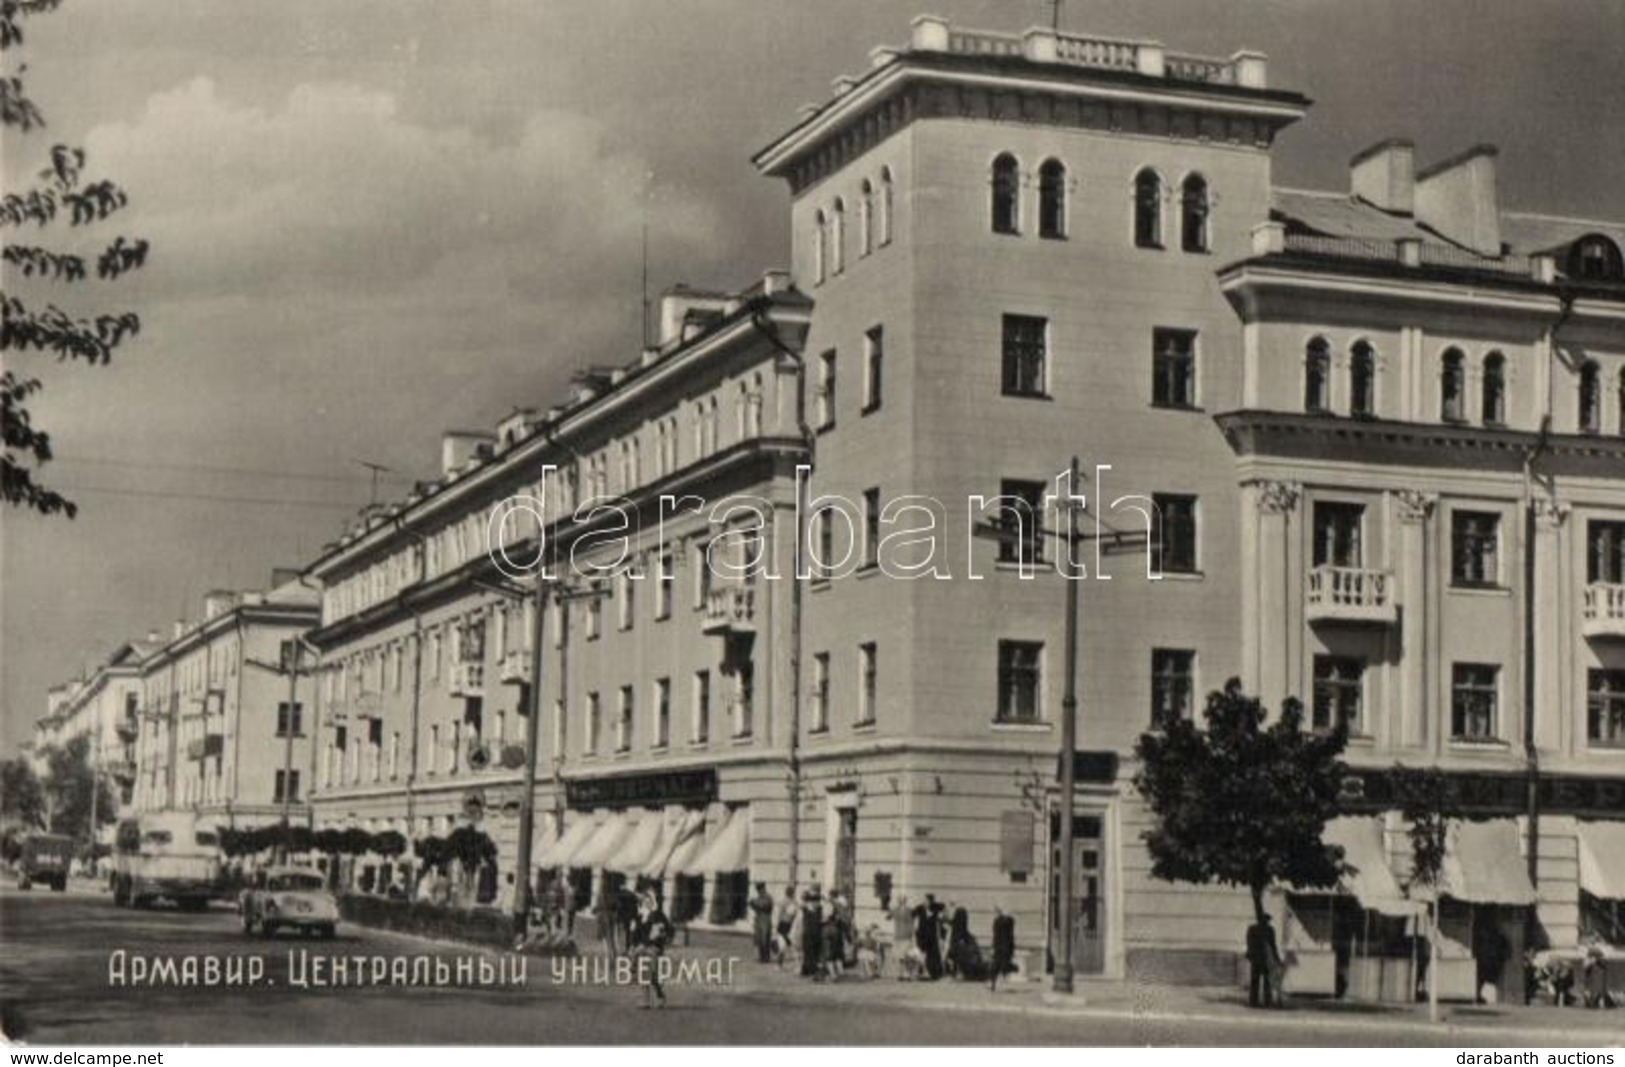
(2, 0, 148, 518)
(1, 756, 45, 828)
(1393, 764, 1455, 1023)
(1133, 678, 1351, 923)
(41, 735, 115, 840)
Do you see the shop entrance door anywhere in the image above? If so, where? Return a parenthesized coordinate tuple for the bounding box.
(1049, 813, 1106, 976)
(834, 807, 858, 903)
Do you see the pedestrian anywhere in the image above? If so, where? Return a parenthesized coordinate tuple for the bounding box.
(947, 904, 986, 980)
(990, 906, 1016, 992)
(595, 886, 619, 956)
(749, 881, 775, 963)
(775, 884, 798, 967)
(1245, 913, 1281, 1008)
(916, 894, 945, 980)
(800, 888, 824, 978)
(855, 924, 882, 979)
(615, 883, 638, 951)
(822, 905, 847, 981)
(628, 890, 674, 1009)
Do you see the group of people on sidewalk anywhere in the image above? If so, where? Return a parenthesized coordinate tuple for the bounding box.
(748, 883, 1017, 991)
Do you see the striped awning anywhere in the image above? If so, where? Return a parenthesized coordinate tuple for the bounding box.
(1323, 817, 1424, 917)
(1436, 819, 1538, 906)
(1578, 821, 1625, 901)
(682, 807, 750, 876)
(569, 812, 636, 870)
(641, 810, 705, 879)
(606, 811, 666, 875)
(546, 813, 602, 869)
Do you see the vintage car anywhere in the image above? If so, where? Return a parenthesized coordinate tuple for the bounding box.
(15, 832, 74, 891)
(241, 866, 339, 939)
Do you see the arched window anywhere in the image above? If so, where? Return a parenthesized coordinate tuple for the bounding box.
(1134, 168, 1163, 249)
(812, 209, 826, 284)
(991, 153, 1020, 235)
(1038, 159, 1066, 239)
(1180, 174, 1210, 253)
(1481, 352, 1507, 425)
(1440, 348, 1466, 422)
(1570, 235, 1624, 282)
(1304, 337, 1331, 412)
(1350, 341, 1376, 418)
(1580, 360, 1602, 433)
(859, 179, 875, 257)
(878, 167, 894, 246)
(830, 198, 846, 275)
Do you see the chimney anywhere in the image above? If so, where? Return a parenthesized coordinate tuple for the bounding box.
(657, 285, 731, 347)
(172, 620, 186, 640)
(202, 590, 239, 620)
(270, 567, 302, 589)
(1350, 139, 1415, 214)
(1414, 145, 1502, 257)
(440, 430, 496, 477)
(145, 629, 160, 645)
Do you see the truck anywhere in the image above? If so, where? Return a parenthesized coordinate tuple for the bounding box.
(110, 812, 222, 911)
(15, 832, 74, 891)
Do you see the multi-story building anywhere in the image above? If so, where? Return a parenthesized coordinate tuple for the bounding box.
(294, 13, 1623, 995)
(132, 574, 321, 831)
(33, 643, 149, 820)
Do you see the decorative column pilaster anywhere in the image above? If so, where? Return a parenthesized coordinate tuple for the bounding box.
(1393, 489, 1437, 750)
(1530, 498, 1570, 753)
(1245, 480, 1299, 708)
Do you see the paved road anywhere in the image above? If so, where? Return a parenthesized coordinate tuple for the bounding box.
(0, 887, 1611, 1045)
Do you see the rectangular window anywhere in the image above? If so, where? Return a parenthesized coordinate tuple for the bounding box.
(858, 642, 877, 725)
(1588, 521, 1625, 584)
(1313, 502, 1365, 568)
(275, 702, 304, 738)
(389, 732, 400, 780)
(1451, 511, 1501, 587)
(1150, 649, 1195, 727)
(654, 678, 670, 749)
(695, 541, 712, 609)
(694, 670, 711, 744)
(817, 350, 837, 430)
(586, 591, 602, 640)
(584, 693, 600, 755)
(273, 769, 301, 803)
(656, 554, 674, 620)
(811, 653, 830, 733)
(1312, 656, 1364, 733)
(1451, 663, 1499, 741)
(1151, 328, 1197, 409)
(618, 572, 634, 631)
(733, 662, 755, 739)
(1151, 494, 1198, 574)
(997, 640, 1043, 723)
(997, 479, 1045, 566)
(617, 686, 633, 753)
(863, 487, 881, 568)
(1587, 669, 1625, 747)
(1001, 314, 1048, 398)
(552, 699, 565, 760)
(863, 326, 884, 413)
(816, 511, 835, 580)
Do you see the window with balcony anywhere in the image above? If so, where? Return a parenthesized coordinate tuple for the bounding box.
(1311, 656, 1363, 733)
(654, 678, 670, 750)
(858, 641, 877, 726)
(1482, 352, 1507, 425)
(1580, 360, 1602, 433)
(1039, 158, 1066, 239)
(1349, 341, 1376, 418)
(1150, 649, 1195, 728)
(1451, 511, 1501, 587)
(991, 153, 1020, 235)
(1588, 521, 1625, 584)
(1313, 502, 1364, 568)
(863, 487, 881, 569)
(1151, 494, 1198, 575)
(997, 479, 1046, 566)
(1304, 337, 1331, 412)
(1152, 328, 1197, 408)
(1001, 314, 1048, 398)
(817, 350, 837, 430)
(1440, 348, 1466, 422)
(997, 640, 1043, 724)
(863, 326, 884, 414)
(1180, 173, 1209, 253)
(693, 670, 711, 744)
(1134, 168, 1163, 249)
(1451, 664, 1499, 741)
(1587, 670, 1625, 747)
(275, 701, 304, 738)
(810, 652, 830, 733)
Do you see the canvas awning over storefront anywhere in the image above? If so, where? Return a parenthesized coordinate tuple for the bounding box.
(531, 815, 561, 867)
(1323, 816, 1424, 917)
(1436, 819, 1538, 906)
(570, 811, 636, 870)
(683, 807, 750, 876)
(547, 813, 602, 869)
(1578, 821, 1625, 901)
(606, 811, 667, 875)
(641, 810, 705, 879)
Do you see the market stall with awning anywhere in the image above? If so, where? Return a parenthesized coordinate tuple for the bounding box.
(1429, 819, 1536, 1003)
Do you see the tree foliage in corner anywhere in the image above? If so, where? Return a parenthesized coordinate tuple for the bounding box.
(1133, 678, 1352, 922)
(2, 0, 148, 518)
(1, 755, 45, 827)
(43, 734, 116, 839)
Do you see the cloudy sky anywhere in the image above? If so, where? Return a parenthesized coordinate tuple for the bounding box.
(3, 0, 1623, 749)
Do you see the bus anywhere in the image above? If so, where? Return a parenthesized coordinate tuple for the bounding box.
(111, 812, 221, 911)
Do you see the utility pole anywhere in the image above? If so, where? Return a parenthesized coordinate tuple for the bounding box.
(1053, 455, 1082, 995)
(512, 576, 549, 933)
(245, 637, 307, 863)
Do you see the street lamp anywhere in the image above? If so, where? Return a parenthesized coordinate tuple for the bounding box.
(245, 638, 311, 863)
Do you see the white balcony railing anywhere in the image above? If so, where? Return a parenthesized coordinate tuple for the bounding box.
(1583, 582, 1625, 639)
(702, 586, 757, 636)
(1305, 565, 1397, 625)
(448, 660, 485, 697)
(499, 650, 531, 684)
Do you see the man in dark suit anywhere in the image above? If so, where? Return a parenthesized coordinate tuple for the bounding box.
(990, 906, 1016, 991)
(1246, 913, 1281, 1008)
